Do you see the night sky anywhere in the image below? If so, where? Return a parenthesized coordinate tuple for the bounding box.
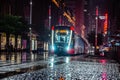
(31, 0, 50, 34)
(27, 0, 120, 33)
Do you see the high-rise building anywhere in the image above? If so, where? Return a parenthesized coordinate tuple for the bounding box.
(65, 0, 84, 34)
(0, 0, 25, 17)
(0, 0, 39, 51)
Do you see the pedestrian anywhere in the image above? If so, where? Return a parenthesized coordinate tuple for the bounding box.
(10, 43, 13, 52)
(5, 43, 8, 52)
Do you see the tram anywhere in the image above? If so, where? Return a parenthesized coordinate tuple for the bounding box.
(50, 25, 75, 55)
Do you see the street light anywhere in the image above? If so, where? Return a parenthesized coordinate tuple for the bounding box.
(95, 6, 98, 54)
(30, 0, 32, 25)
(49, 5, 51, 29)
(29, 27, 32, 52)
(29, 0, 32, 53)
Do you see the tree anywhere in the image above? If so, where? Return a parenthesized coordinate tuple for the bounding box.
(97, 33, 104, 45)
(0, 15, 28, 34)
(0, 15, 29, 49)
(87, 31, 95, 46)
(87, 31, 103, 46)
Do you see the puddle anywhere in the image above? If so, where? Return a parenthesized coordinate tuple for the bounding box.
(54, 61, 65, 65)
(0, 64, 47, 79)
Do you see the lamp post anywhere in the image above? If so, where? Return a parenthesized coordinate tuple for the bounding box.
(30, 0, 32, 25)
(95, 6, 98, 54)
(29, 27, 32, 52)
(29, 0, 32, 53)
(49, 5, 51, 29)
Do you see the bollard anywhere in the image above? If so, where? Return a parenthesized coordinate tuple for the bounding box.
(59, 74, 65, 80)
(59, 76, 65, 80)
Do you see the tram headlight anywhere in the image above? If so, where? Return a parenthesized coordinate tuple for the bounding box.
(66, 46, 70, 51)
(51, 46, 55, 51)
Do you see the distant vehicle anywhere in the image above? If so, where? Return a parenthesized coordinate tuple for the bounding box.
(50, 25, 75, 55)
(99, 44, 111, 56)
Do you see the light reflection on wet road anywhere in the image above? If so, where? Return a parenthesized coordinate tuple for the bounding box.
(0, 52, 48, 65)
(0, 52, 120, 80)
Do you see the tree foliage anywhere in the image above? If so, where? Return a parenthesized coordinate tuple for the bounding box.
(87, 31, 103, 46)
(38, 27, 50, 42)
(0, 15, 28, 34)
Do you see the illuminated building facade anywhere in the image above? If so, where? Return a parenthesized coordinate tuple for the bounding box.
(0, 0, 38, 51)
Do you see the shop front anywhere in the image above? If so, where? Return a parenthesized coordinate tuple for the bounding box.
(1, 33, 7, 51)
(17, 35, 21, 50)
(9, 34, 15, 51)
(31, 35, 37, 51)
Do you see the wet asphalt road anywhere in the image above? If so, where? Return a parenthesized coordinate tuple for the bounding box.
(0, 52, 120, 80)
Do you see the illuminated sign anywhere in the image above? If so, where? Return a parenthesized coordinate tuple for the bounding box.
(103, 13, 108, 34)
(56, 30, 67, 33)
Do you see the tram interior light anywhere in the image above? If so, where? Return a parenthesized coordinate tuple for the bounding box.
(51, 45, 55, 51)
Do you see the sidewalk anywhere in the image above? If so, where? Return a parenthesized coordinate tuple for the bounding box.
(0, 52, 49, 78)
(0, 60, 48, 79)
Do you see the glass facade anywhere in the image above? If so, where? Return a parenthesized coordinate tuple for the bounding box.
(22, 40, 27, 49)
(9, 34, 15, 48)
(1, 33, 6, 50)
(17, 35, 21, 49)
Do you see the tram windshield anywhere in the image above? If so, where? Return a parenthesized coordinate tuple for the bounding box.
(54, 29, 70, 43)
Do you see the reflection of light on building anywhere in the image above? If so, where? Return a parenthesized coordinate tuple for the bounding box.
(52, 0, 59, 7)
(63, 12, 75, 25)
